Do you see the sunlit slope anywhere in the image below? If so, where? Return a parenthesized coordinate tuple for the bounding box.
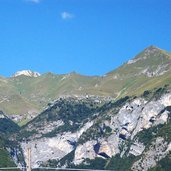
(1, 73, 101, 116)
(0, 45, 170, 118)
(101, 45, 171, 98)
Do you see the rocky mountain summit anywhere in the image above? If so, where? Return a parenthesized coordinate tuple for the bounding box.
(126, 46, 171, 77)
(12, 70, 41, 77)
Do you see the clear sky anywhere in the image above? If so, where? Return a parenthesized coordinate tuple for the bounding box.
(0, 0, 171, 77)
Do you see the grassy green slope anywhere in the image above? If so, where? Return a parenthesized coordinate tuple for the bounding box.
(101, 45, 171, 98)
(0, 45, 171, 122)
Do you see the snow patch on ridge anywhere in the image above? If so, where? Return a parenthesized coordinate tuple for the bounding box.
(13, 70, 41, 77)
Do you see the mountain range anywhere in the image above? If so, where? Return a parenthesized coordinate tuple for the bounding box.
(0, 45, 171, 125)
(0, 45, 171, 171)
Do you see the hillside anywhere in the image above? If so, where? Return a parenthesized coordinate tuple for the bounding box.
(17, 86, 171, 170)
(0, 111, 22, 167)
(102, 45, 171, 98)
(0, 45, 171, 125)
(0, 45, 171, 170)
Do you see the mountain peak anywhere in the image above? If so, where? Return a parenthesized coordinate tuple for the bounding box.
(127, 45, 163, 65)
(12, 70, 41, 77)
(143, 45, 162, 53)
(146, 45, 160, 50)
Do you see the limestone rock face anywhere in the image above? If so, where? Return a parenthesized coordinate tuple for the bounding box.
(22, 133, 77, 167)
(21, 121, 94, 167)
(74, 133, 120, 165)
(160, 93, 171, 106)
(74, 140, 97, 165)
(110, 95, 169, 141)
(131, 100, 165, 139)
(129, 141, 145, 156)
(72, 92, 170, 168)
(131, 137, 170, 171)
(20, 92, 171, 169)
(98, 140, 116, 158)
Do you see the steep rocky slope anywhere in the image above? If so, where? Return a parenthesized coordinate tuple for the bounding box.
(0, 46, 171, 125)
(17, 86, 171, 170)
(0, 111, 24, 168)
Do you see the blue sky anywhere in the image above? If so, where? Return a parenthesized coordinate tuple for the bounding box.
(0, 0, 171, 77)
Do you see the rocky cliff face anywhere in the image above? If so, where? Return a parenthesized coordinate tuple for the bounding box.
(131, 137, 170, 171)
(17, 87, 171, 170)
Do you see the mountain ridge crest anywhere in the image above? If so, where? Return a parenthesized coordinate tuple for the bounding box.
(12, 70, 41, 77)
